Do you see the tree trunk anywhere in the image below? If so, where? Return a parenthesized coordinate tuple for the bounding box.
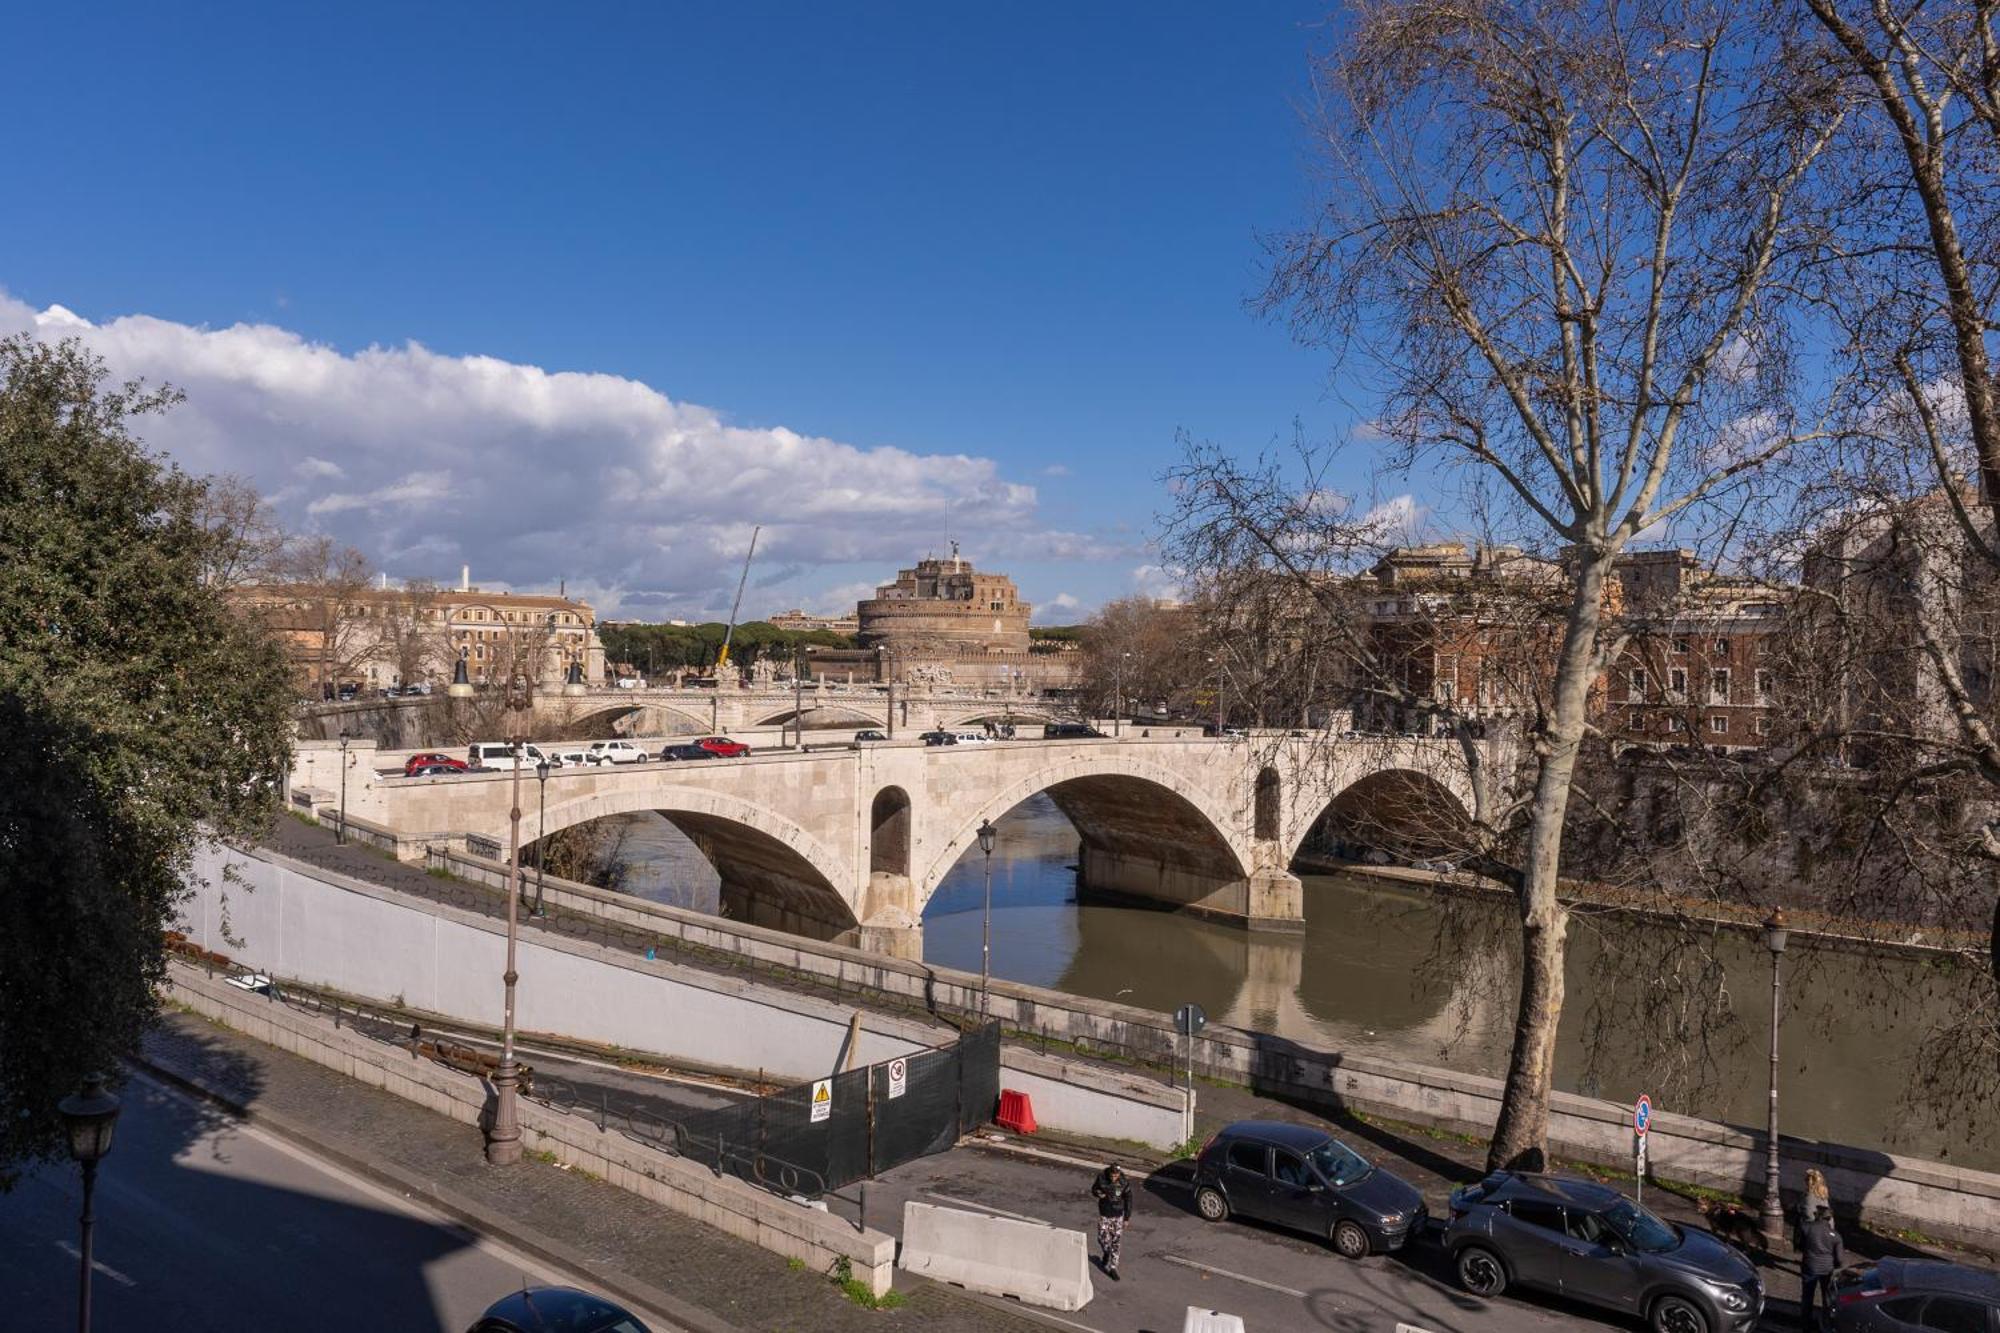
(1486, 551, 1607, 1171)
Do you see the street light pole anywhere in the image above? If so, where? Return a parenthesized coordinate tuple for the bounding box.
(58, 1073, 121, 1333)
(486, 738, 527, 1165)
(794, 646, 804, 750)
(336, 732, 351, 844)
(1760, 908, 1789, 1249)
(977, 819, 997, 1019)
(1114, 652, 1128, 737)
(533, 759, 550, 917)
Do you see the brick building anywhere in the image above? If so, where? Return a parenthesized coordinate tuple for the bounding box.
(1604, 550, 1787, 751)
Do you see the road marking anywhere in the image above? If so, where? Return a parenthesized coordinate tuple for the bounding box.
(1160, 1253, 1308, 1298)
(924, 1191, 1050, 1226)
(54, 1241, 137, 1287)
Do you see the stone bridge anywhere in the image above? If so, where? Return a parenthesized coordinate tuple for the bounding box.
(299, 686, 1062, 749)
(296, 733, 1486, 960)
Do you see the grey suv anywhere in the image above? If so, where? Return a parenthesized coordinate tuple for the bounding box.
(1191, 1120, 1425, 1257)
(1832, 1257, 2000, 1330)
(1443, 1171, 1762, 1333)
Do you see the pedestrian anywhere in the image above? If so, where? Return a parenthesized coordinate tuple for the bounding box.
(1802, 1167, 1831, 1220)
(1090, 1163, 1133, 1281)
(1795, 1200, 1843, 1331)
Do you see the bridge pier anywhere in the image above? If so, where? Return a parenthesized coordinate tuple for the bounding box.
(852, 871, 923, 961)
(1076, 846, 1304, 933)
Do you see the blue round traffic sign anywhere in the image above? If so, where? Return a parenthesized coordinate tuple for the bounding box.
(1634, 1095, 1652, 1136)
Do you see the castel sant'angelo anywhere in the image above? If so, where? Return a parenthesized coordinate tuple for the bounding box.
(810, 544, 1079, 693)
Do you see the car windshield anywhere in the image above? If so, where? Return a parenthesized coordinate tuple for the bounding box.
(1604, 1198, 1680, 1253)
(1306, 1139, 1371, 1187)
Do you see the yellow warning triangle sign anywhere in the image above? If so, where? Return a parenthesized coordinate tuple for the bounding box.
(812, 1082, 830, 1103)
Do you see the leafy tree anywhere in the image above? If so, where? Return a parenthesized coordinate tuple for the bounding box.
(0, 336, 294, 1176)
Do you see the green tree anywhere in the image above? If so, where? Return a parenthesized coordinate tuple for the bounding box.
(0, 337, 294, 1175)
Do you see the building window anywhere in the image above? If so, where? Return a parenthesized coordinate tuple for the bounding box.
(1709, 715, 1728, 734)
(1755, 670, 1774, 703)
(1756, 716, 1771, 735)
(1672, 637, 1689, 654)
(1668, 668, 1687, 699)
(1713, 638, 1730, 656)
(1629, 668, 1647, 697)
(1709, 669, 1730, 704)
(1666, 716, 1686, 733)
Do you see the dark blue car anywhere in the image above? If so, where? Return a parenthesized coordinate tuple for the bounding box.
(1192, 1119, 1426, 1257)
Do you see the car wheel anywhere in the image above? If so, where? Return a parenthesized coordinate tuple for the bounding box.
(1331, 1220, 1371, 1259)
(1194, 1187, 1229, 1223)
(1650, 1295, 1709, 1333)
(1455, 1245, 1507, 1297)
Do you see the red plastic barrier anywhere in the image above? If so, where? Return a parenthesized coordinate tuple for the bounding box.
(996, 1088, 1038, 1135)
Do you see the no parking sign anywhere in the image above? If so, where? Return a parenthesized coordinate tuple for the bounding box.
(888, 1057, 908, 1100)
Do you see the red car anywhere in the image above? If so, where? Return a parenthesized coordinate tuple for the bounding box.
(692, 736, 750, 758)
(403, 751, 469, 777)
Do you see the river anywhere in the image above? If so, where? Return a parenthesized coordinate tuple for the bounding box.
(599, 795, 1998, 1171)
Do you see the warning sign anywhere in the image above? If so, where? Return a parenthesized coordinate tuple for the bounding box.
(887, 1057, 908, 1100)
(810, 1078, 832, 1123)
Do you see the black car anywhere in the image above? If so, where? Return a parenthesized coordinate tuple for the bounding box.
(1832, 1257, 2000, 1330)
(467, 1285, 650, 1333)
(406, 762, 461, 778)
(1192, 1120, 1426, 1257)
(919, 730, 955, 746)
(1042, 722, 1105, 740)
(1443, 1171, 1762, 1333)
(658, 743, 720, 762)
(850, 729, 888, 747)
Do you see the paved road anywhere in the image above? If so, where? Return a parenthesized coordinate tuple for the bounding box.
(0, 1071, 663, 1332)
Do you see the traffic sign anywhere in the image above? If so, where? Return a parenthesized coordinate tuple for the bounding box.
(887, 1057, 908, 1101)
(1175, 1003, 1208, 1036)
(810, 1078, 832, 1123)
(1633, 1094, 1652, 1138)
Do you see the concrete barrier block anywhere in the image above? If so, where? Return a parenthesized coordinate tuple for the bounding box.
(1183, 1311, 1246, 1333)
(898, 1201, 1094, 1312)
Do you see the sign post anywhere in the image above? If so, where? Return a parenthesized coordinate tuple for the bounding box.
(1175, 1003, 1207, 1146)
(1633, 1095, 1652, 1205)
(887, 1057, 907, 1101)
(811, 1078, 832, 1124)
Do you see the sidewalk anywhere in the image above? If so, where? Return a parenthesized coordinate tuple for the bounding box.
(140, 1009, 1047, 1333)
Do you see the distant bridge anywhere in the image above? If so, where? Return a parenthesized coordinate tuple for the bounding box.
(293, 731, 1487, 959)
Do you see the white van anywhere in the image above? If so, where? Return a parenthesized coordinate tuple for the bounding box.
(950, 731, 996, 745)
(467, 742, 551, 770)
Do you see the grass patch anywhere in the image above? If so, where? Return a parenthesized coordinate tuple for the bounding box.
(786, 1257, 806, 1273)
(830, 1257, 906, 1310)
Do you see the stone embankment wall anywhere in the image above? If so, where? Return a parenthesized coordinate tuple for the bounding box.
(415, 842, 2000, 1249)
(162, 963, 901, 1296)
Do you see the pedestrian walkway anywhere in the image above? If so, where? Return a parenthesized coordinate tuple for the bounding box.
(141, 1010, 1047, 1333)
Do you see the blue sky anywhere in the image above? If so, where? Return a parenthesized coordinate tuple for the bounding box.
(0, 3, 1388, 620)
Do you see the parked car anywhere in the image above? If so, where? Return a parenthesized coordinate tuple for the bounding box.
(614, 676, 643, 689)
(467, 1285, 651, 1333)
(549, 748, 592, 768)
(659, 743, 720, 762)
(1443, 1171, 1762, 1332)
(1042, 722, 1105, 740)
(949, 730, 995, 745)
(467, 741, 551, 770)
(403, 752, 468, 777)
(691, 735, 750, 758)
(406, 762, 462, 778)
(919, 730, 955, 746)
(1192, 1120, 1426, 1258)
(850, 729, 888, 748)
(1832, 1258, 2000, 1331)
(587, 740, 649, 766)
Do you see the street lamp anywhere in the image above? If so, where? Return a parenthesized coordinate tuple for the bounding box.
(448, 644, 473, 698)
(977, 818, 997, 1019)
(1759, 907, 1789, 1249)
(486, 738, 528, 1165)
(58, 1073, 121, 1333)
(336, 730, 356, 845)
(1114, 651, 1130, 737)
(533, 759, 551, 917)
(1208, 655, 1225, 735)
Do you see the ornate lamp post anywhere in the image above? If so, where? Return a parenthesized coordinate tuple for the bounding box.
(448, 644, 473, 698)
(486, 738, 528, 1165)
(58, 1073, 122, 1333)
(532, 758, 551, 917)
(977, 819, 998, 1018)
(336, 730, 354, 845)
(1114, 651, 1131, 737)
(1760, 907, 1789, 1249)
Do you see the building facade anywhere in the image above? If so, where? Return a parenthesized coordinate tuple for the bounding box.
(767, 608, 860, 635)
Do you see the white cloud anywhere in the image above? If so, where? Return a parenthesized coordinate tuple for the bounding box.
(1047, 592, 1080, 611)
(1042, 463, 1071, 477)
(1, 293, 1080, 617)
(1131, 563, 1183, 600)
(1360, 494, 1427, 544)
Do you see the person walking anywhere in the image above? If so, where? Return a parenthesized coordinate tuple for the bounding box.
(1795, 1200, 1843, 1331)
(1090, 1163, 1133, 1281)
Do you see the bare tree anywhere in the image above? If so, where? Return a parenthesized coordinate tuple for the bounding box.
(271, 534, 374, 697)
(193, 473, 283, 589)
(377, 579, 450, 688)
(1255, 1, 1842, 1169)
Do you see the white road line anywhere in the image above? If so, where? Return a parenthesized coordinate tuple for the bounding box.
(923, 1191, 1051, 1226)
(54, 1240, 137, 1287)
(1160, 1252, 1308, 1298)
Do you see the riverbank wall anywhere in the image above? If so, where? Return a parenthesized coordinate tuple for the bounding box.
(400, 841, 2000, 1248)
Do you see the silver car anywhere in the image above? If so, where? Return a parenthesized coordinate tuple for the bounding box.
(1832, 1258, 2000, 1331)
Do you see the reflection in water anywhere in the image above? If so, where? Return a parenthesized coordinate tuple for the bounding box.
(610, 795, 1997, 1169)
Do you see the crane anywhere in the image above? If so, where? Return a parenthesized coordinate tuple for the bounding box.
(714, 525, 761, 674)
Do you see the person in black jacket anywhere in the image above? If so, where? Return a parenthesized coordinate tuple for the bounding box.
(1796, 1201, 1843, 1330)
(1090, 1164, 1133, 1280)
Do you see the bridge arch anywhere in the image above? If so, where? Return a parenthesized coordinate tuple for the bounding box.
(1289, 767, 1473, 867)
(752, 701, 885, 730)
(870, 785, 911, 878)
(936, 705, 1057, 731)
(520, 785, 858, 942)
(918, 754, 1252, 919)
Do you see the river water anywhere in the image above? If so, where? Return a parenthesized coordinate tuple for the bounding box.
(601, 795, 1997, 1170)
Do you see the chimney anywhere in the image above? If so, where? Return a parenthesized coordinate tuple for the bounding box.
(460, 564, 470, 593)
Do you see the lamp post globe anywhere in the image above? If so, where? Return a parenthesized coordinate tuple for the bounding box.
(58, 1073, 121, 1333)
